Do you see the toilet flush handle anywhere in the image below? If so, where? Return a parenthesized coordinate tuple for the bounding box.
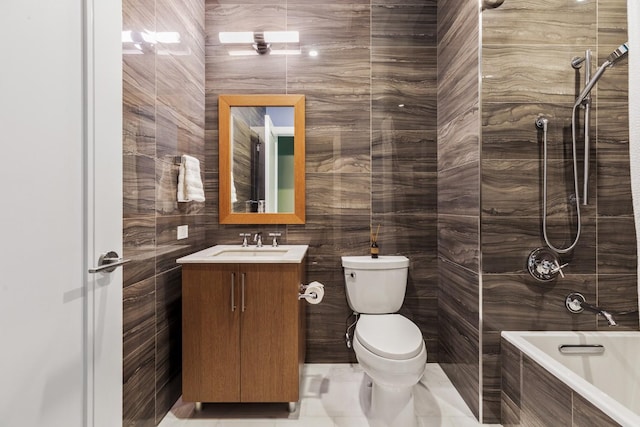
(347, 271, 356, 279)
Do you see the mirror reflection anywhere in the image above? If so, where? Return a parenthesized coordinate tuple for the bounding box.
(218, 94, 305, 225)
(230, 106, 295, 213)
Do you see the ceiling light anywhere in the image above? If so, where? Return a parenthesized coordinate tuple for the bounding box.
(263, 31, 299, 43)
(218, 31, 299, 44)
(219, 31, 301, 55)
(156, 32, 181, 44)
(227, 50, 259, 57)
(219, 32, 255, 44)
(122, 31, 134, 43)
(122, 30, 182, 45)
(271, 49, 302, 56)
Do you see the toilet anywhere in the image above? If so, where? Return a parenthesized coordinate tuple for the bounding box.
(342, 255, 426, 427)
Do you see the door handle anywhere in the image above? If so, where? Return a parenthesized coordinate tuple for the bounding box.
(88, 251, 131, 273)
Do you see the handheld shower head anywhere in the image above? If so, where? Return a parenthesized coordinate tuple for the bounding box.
(574, 42, 629, 107)
(606, 42, 629, 66)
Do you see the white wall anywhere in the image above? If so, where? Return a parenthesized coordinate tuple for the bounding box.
(628, 1, 640, 324)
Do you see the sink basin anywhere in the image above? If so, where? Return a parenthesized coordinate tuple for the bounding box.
(177, 244, 308, 264)
(212, 248, 289, 257)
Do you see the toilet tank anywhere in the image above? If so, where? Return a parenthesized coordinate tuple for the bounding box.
(341, 256, 410, 314)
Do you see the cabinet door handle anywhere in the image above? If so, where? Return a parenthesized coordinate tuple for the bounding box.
(241, 272, 246, 312)
(231, 272, 236, 312)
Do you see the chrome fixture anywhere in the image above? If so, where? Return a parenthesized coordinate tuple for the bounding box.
(565, 292, 618, 326)
(571, 55, 587, 69)
(573, 43, 628, 205)
(218, 31, 300, 56)
(482, 0, 505, 9)
(88, 251, 131, 274)
(527, 247, 568, 281)
(534, 42, 628, 253)
(253, 232, 263, 247)
(573, 49, 593, 205)
(268, 232, 282, 247)
(298, 291, 318, 301)
(344, 312, 359, 349)
(252, 32, 270, 55)
(239, 233, 251, 247)
(537, 117, 581, 253)
(574, 43, 629, 108)
(558, 344, 605, 355)
(298, 283, 324, 302)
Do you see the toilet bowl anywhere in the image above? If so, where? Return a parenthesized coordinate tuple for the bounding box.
(342, 256, 426, 427)
(353, 314, 427, 388)
(352, 314, 427, 427)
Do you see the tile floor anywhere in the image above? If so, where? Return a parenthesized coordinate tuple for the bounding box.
(158, 363, 502, 427)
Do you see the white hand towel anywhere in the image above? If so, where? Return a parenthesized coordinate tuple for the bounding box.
(177, 154, 205, 202)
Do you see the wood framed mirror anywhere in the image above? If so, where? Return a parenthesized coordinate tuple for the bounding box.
(219, 94, 305, 224)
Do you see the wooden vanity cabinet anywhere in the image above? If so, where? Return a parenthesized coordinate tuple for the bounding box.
(181, 262, 306, 404)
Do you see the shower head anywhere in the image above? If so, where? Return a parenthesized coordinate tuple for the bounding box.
(574, 42, 629, 107)
(606, 42, 629, 67)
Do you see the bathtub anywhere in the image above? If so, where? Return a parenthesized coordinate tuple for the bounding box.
(501, 331, 640, 426)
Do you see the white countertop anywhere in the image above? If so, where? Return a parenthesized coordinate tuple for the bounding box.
(176, 244, 309, 264)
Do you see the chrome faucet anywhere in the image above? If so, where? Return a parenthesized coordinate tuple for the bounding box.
(565, 293, 617, 326)
(268, 232, 281, 247)
(239, 233, 251, 247)
(581, 302, 618, 326)
(253, 232, 263, 247)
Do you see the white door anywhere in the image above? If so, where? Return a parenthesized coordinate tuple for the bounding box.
(0, 1, 123, 427)
(264, 115, 278, 213)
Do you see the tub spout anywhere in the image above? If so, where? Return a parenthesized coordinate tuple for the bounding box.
(580, 302, 618, 326)
(565, 292, 618, 326)
(601, 310, 618, 327)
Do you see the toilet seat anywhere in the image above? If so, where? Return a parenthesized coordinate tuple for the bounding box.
(355, 314, 423, 360)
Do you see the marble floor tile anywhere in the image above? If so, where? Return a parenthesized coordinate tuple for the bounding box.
(331, 417, 371, 427)
(275, 418, 335, 427)
(217, 421, 277, 427)
(157, 363, 502, 427)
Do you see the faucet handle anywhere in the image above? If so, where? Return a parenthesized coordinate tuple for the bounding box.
(550, 261, 569, 278)
(239, 233, 251, 247)
(268, 232, 282, 247)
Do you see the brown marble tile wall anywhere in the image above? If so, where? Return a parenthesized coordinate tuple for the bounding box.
(482, 0, 636, 423)
(436, 0, 481, 420)
(121, 2, 636, 425)
(500, 338, 621, 427)
(204, 0, 439, 364)
(122, 0, 206, 425)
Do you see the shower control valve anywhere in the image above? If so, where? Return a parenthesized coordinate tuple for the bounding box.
(527, 247, 567, 281)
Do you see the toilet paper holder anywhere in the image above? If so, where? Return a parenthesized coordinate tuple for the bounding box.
(298, 282, 322, 301)
(298, 283, 317, 300)
(298, 291, 318, 301)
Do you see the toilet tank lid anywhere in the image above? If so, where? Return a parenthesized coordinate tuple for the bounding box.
(341, 256, 409, 269)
